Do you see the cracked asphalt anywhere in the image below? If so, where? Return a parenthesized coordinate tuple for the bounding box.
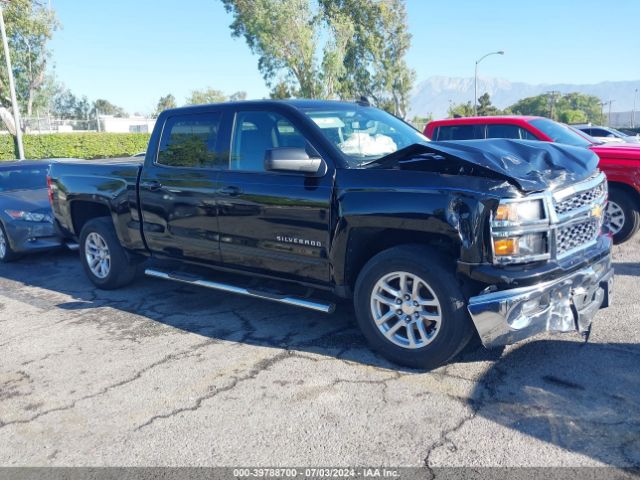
(0, 238, 638, 468)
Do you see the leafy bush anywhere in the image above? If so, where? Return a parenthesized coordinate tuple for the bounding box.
(0, 133, 151, 160)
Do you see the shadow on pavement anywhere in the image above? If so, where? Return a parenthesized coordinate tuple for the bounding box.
(613, 262, 640, 277)
(1, 251, 639, 467)
(472, 340, 640, 467)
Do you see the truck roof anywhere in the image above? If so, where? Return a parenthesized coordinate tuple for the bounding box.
(161, 99, 371, 115)
(429, 115, 543, 125)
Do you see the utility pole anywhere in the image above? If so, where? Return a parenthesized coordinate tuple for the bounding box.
(547, 91, 560, 120)
(633, 88, 638, 129)
(607, 100, 615, 127)
(0, 3, 24, 159)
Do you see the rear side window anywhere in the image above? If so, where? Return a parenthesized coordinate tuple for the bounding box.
(486, 124, 537, 140)
(435, 125, 484, 141)
(157, 113, 223, 168)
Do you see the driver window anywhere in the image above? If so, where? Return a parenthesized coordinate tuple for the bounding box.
(229, 111, 311, 171)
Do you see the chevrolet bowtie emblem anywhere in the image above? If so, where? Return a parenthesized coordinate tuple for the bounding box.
(591, 204, 603, 218)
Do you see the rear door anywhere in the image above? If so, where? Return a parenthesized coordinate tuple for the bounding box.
(139, 110, 227, 264)
(214, 108, 335, 284)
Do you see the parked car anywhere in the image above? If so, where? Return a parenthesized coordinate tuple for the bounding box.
(425, 116, 640, 243)
(49, 100, 613, 369)
(574, 125, 640, 144)
(0, 160, 64, 262)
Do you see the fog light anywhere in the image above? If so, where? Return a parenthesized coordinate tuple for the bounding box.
(494, 238, 517, 256)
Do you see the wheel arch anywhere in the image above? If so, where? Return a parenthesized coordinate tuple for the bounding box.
(338, 228, 459, 296)
(608, 181, 640, 210)
(70, 200, 113, 237)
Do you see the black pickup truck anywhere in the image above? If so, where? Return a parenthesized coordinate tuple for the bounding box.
(49, 100, 614, 368)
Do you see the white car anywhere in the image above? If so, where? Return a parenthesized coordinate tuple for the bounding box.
(575, 125, 640, 144)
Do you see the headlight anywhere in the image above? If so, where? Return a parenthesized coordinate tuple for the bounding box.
(5, 210, 52, 223)
(491, 199, 549, 263)
(494, 200, 544, 225)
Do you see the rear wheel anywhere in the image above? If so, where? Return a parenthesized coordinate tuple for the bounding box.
(607, 188, 640, 244)
(0, 223, 19, 263)
(354, 245, 474, 369)
(79, 217, 137, 289)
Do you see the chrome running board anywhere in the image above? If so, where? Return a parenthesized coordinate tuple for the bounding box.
(145, 268, 335, 314)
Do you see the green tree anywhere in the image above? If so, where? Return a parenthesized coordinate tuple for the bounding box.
(51, 87, 91, 119)
(228, 91, 247, 101)
(319, 0, 415, 118)
(93, 98, 127, 117)
(220, 0, 415, 117)
(153, 94, 177, 117)
(508, 92, 604, 124)
(476, 92, 500, 116)
(186, 88, 248, 105)
(2, 0, 58, 118)
(555, 92, 603, 124)
(269, 81, 294, 99)
(447, 101, 474, 118)
(185, 87, 228, 105)
(507, 94, 550, 117)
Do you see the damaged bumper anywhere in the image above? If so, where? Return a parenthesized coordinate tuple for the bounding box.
(467, 254, 613, 348)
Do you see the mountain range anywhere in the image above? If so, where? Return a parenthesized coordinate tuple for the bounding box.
(409, 76, 640, 119)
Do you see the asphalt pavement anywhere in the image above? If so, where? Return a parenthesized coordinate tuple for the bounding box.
(0, 238, 638, 469)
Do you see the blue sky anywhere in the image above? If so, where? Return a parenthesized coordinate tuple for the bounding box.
(48, 0, 640, 115)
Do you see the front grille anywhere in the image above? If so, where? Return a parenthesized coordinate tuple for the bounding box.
(554, 181, 606, 216)
(556, 219, 599, 256)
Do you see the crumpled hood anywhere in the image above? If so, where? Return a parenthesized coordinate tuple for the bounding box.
(0, 188, 51, 213)
(375, 139, 599, 193)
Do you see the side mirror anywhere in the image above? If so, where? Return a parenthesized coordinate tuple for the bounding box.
(264, 148, 326, 176)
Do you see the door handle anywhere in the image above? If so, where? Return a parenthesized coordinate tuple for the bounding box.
(219, 185, 241, 196)
(141, 180, 163, 191)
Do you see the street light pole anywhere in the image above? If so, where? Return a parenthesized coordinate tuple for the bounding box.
(474, 50, 504, 116)
(0, 4, 24, 159)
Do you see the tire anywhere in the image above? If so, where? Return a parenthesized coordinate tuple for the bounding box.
(79, 217, 137, 289)
(607, 188, 640, 244)
(354, 245, 474, 369)
(0, 222, 19, 263)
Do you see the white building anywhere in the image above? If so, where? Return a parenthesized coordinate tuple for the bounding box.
(99, 115, 156, 133)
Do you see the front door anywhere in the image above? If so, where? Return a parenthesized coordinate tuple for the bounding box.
(139, 111, 226, 264)
(215, 109, 334, 284)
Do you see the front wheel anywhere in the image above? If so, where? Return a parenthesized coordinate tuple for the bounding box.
(606, 188, 640, 244)
(0, 223, 19, 263)
(79, 217, 137, 289)
(354, 245, 474, 369)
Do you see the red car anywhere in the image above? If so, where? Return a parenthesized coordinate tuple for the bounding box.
(425, 116, 640, 243)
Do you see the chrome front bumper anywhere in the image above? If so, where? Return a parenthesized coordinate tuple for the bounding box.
(467, 255, 614, 348)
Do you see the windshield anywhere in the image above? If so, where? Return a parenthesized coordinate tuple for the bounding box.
(0, 166, 48, 192)
(302, 105, 428, 167)
(529, 118, 593, 148)
(566, 125, 603, 145)
(607, 127, 628, 138)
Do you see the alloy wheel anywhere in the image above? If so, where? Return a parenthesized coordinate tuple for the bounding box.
(0, 228, 6, 259)
(85, 232, 111, 279)
(606, 201, 625, 235)
(370, 271, 442, 349)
